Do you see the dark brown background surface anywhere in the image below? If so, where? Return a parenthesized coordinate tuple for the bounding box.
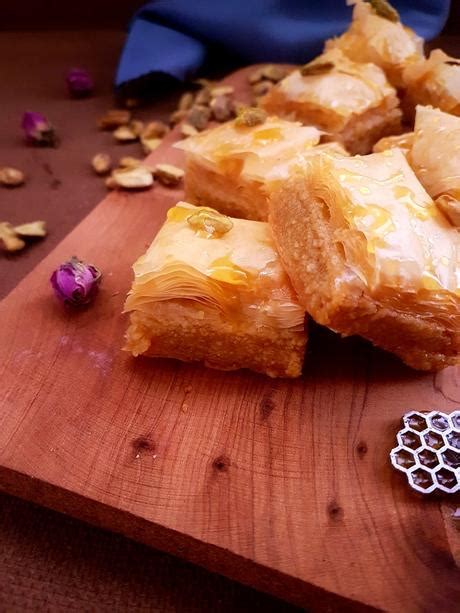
(0, 5, 458, 611)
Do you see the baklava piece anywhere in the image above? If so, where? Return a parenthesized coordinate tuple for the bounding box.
(124, 202, 307, 378)
(269, 149, 460, 370)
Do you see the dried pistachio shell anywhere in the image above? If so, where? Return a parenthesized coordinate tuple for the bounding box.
(180, 123, 199, 138)
(141, 120, 169, 139)
(141, 137, 162, 154)
(210, 95, 236, 122)
(210, 85, 234, 98)
(112, 166, 153, 189)
(300, 61, 335, 77)
(0, 167, 25, 187)
(234, 107, 267, 127)
(14, 220, 47, 237)
(187, 105, 211, 131)
(187, 209, 233, 237)
(0, 222, 25, 251)
(113, 125, 138, 142)
(195, 88, 212, 106)
(153, 163, 185, 187)
(91, 153, 112, 175)
(436, 195, 460, 227)
(366, 0, 399, 22)
(178, 92, 195, 111)
(119, 156, 142, 168)
(98, 109, 131, 130)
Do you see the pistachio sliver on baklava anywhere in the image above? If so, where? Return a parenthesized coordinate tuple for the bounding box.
(124, 202, 307, 378)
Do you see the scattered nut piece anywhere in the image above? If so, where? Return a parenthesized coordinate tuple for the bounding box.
(300, 61, 335, 77)
(141, 137, 162, 154)
(113, 125, 138, 142)
(119, 156, 142, 168)
(14, 220, 47, 237)
(194, 88, 212, 106)
(98, 109, 131, 130)
(112, 166, 153, 189)
(436, 194, 460, 227)
(105, 176, 118, 189)
(187, 209, 233, 237)
(170, 109, 188, 125)
(248, 67, 265, 85)
(0, 222, 26, 251)
(252, 80, 274, 99)
(210, 95, 236, 122)
(180, 123, 199, 138)
(153, 163, 185, 187)
(210, 85, 234, 98)
(0, 167, 25, 187)
(130, 119, 145, 136)
(91, 153, 112, 175)
(141, 120, 169, 139)
(178, 92, 195, 111)
(234, 106, 267, 127)
(261, 65, 288, 82)
(187, 105, 211, 131)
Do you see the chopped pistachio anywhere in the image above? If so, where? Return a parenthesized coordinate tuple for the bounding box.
(112, 166, 153, 189)
(436, 195, 460, 227)
(195, 88, 212, 106)
(130, 119, 145, 136)
(187, 209, 233, 237)
(0, 167, 25, 187)
(98, 109, 131, 130)
(234, 106, 267, 127)
(141, 137, 162, 154)
(366, 0, 399, 22)
(113, 125, 138, 142)
(251, 80, 274, 98)
(210, 85, 234, 98)
(170, 109, 188, 125)
(180, 123, 199, 138)
(178, 92, 195, 111)
(91, 153, 112, 175)
(14, 220, 47, 237)
(153, 163, 185, 187)
(210, 95, 236, 122)
(261, 64, 288, 83)
(0, 222, 25, 251)
(187, 105, 211, 131)
(141, 120, 169, 139)
(119, 156, 142, 168)
(300, 61, 335, 77)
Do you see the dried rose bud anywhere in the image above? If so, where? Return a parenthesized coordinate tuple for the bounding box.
(50, 256, 102, 306)
(21, 111, 57, 147)
(66, 68, 94, 98)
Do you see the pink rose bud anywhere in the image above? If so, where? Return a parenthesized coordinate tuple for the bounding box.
(21, 111, 57, 147)
(50, 256, 102, 306)
(66, 67, 94, 98)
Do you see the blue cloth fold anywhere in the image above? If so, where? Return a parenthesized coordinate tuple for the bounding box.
(116, 0, 451, 88)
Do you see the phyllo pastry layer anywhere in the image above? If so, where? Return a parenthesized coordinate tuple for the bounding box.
(175, 115, 327, 221)
(325, 0, 424, 88)
(124, 202, 307, 378)
(259, 48, 401, 154)
(269, 149, 460, 371)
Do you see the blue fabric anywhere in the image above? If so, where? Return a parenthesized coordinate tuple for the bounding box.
(116, 0, 451, 88)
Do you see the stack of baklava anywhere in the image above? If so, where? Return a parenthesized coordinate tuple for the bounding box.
(124, 0, 460, 377)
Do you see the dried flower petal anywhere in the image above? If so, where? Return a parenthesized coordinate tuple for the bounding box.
(91, 153, 112, 175)
(66, 68, 93, 98)
(178, 92, 195, 111)
(119, 156, 142, 168)
(141, 137, 162, 154)
(234, 107, 267, 127)
(50, 256, 102, 306)
(112, 166, 153, 189)
(187, 209, 233, 237)
(366, 0, 400, 22)
(0, 167, 25, 187)
(180, 123, 199, 138)
(0, 222, 25, 252)
(113, 125, 138, 142)
(210, 95, 236, 122)
(153, 164, 184, 187)
(300, 61, 335, 77)
(141, 120, 169, 139)
(21, 111, 57, 147)
(98, 109, 131, 130)
(14, 220, 47, 237)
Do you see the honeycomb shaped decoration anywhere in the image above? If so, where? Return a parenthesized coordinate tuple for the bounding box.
(390, 410, 460, 494)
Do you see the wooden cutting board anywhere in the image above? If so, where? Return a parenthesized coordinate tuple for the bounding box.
(1, 66, 459, 612)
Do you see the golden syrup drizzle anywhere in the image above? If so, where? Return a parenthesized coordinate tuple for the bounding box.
(217, 157, 244, 177)
(251, 127, 283, 144)
(167, 204, 194, 222)
(207, 255, 249, 286)
(392, 185, 433, 220)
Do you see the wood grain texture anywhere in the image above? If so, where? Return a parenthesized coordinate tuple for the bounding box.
(0, 66, 459, 612)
